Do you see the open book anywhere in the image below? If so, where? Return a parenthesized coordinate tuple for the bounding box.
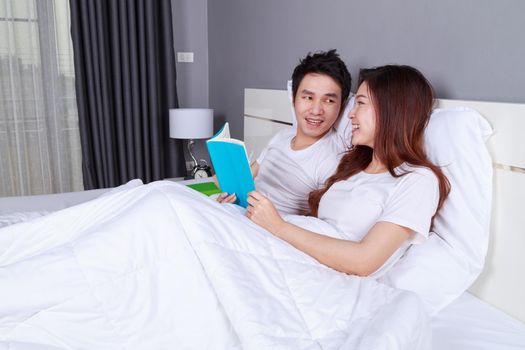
(206, 123, 255, 208)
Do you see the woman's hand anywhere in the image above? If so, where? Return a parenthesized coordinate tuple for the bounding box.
(246, 190, 286, 234)
(215, 192, 237, 204)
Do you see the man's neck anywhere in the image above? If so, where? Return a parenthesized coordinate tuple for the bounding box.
(291, 134, 321, 150)
(290, 129, 332, 151)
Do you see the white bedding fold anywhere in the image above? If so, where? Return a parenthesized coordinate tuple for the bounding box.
(0, 181, 430, 349)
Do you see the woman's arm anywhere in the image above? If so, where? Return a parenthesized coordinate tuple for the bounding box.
(275, 221, 410, 276)
(247, 190, 411, 276)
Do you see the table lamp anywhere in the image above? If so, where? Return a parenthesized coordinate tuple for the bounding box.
(169, 108, 214, 179)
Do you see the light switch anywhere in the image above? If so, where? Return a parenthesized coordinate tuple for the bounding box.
(177, 52, 194, 63)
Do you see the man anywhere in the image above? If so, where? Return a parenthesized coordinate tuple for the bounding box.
(218, 49, 352, 215)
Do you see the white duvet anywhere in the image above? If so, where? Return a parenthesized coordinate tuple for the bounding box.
(0, 181, 430, 349)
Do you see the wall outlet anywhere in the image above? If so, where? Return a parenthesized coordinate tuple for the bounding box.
(177, 52, 194, 63)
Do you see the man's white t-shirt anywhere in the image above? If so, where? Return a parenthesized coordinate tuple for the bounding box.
(317, 164, 440, 277)
(255, 128, 347, 215)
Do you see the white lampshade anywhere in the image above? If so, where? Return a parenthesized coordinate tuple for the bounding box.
(169, 108, 214, 139)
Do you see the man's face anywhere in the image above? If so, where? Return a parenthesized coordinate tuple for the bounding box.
(293, 73, 342, 146)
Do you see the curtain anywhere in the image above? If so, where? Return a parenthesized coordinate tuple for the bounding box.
(69, 0, 184, 190)
(0, 0, 83, 197)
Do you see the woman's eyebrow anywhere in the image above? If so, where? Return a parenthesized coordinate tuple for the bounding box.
(355, 94, 368, 99)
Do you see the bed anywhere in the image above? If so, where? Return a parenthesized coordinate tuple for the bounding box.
(244, 87, 525, 349)
(0, 89, 524, 349)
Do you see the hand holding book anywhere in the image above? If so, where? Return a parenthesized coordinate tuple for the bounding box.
(206, 123, 255, 208)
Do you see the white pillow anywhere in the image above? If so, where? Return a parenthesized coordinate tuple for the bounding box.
(287, 80, 354, 145)
(379, 107, 493, 315)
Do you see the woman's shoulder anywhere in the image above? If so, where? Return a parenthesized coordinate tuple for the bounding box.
(397, 164, 439, 186)
(397, 163, 433, 174)
(387, 164, 440, 203)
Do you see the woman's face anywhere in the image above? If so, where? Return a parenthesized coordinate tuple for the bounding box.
(349, 82, 377, 148)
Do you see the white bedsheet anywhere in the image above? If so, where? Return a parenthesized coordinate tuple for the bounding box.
(0, 181, 430, 349)
(432, 292, 525, 350)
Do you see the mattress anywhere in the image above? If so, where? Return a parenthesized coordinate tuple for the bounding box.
(0, 188, 109, 215)
(432, 292, 525, 349)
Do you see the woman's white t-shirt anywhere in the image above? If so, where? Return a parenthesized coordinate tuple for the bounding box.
(317, 164, 440, 277)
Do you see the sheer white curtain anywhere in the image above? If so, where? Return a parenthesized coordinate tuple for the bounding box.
(0, 0, 82, 197)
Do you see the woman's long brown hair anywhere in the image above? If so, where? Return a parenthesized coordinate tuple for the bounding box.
(309, 65, 450, 220)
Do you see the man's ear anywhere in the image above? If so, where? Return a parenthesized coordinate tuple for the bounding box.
(286, 79, 297, 128)
(338, 98, 348, 117)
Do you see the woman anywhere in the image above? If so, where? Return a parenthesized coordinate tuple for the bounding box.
(246, 65, 450, 278)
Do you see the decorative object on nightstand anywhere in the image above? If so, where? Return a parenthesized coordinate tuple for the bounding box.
(165, 177, 221, 196)
(185, 181, 221, 196)
(169, 108, 214, 179)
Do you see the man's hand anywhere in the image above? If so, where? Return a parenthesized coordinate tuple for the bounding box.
(215, 192, 237, 204)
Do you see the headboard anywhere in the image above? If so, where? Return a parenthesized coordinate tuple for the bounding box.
(244, 88, 525, 322)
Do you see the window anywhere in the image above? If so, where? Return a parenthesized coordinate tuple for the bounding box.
(0, 0, 82, 196)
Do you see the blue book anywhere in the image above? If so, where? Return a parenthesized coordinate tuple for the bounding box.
(206, 123, 255, 208)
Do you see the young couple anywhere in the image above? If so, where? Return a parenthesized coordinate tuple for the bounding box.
(218, 50, 450, 278)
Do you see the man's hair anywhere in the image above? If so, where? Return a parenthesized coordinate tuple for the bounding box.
(291, 49, 352, 105)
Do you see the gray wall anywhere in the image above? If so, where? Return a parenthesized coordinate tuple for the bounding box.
(171, 0, 209, 108)
(171, 0, 210, 172)
(208, 0, 525, 139)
